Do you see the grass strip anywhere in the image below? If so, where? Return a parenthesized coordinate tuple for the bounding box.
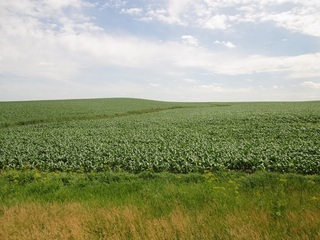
(0, 171, 319, 239)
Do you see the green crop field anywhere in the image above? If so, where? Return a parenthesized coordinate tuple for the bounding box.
(1, 99, 319, 174)
(1, 98, 320, 239)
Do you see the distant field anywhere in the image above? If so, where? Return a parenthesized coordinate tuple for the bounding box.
(0, 98, 195, 127)
(1, 98, 319, 174)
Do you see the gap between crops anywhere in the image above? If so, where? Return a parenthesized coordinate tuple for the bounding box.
(0, 103, 230, 128)
(0, 106, 185, 128)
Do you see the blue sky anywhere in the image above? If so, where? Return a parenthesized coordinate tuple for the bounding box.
(0, 0, 320, 102)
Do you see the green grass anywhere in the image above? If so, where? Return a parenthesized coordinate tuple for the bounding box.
(1, 170, 319, 211)
(0, 170, 319, 239)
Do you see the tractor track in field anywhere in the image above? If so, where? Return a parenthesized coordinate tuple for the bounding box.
(0, 106, 187, 128)
(0, 103, 232, 129)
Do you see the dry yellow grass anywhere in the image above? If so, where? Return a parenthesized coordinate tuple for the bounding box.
(1, 202, 319, 240)
(225, 210, 271, 240)
(0, 203, 86, 240)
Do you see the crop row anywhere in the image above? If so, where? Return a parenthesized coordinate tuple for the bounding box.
(1, 103, 320, 174)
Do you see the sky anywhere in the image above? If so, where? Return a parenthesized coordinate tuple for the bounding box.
(0, 0, 320, 102)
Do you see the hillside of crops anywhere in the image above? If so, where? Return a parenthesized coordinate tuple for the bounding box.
(0, 98, 196, 128)
(1, 99, 319, 174)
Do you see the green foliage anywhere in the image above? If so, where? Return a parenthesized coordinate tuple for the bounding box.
(0, 98, 192, 127)
(0, 171, 319, 239)
(1, 99, 319, 174)
(0, 171, 319, 214)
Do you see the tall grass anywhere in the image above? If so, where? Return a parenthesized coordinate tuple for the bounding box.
(0, 171, 319, 239)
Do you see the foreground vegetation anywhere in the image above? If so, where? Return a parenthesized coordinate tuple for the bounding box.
(1, 99, 319, 174)
(0, 171, 319, 239)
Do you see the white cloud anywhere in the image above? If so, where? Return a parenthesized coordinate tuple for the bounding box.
(101, 0, 127, 9)
(181, 35, 199, 47)
(1, 0, 320, 102)
(301, 81, 320, 90)
(143, 9, 186, 25)
(195, 53, 320, 78)
(0, 0, 98, 81)
(149, 83, 160, 87)
(145, 0, 193, 25)
(1, 0, 319, 82)
(183, 78, 198, 83)
(214, 40, 236, 48)
(259, 6, 320, 37)
(197, 84, 226, 92)
(133, 0, 320, 37)
(199, 15, 230, 30)
(38, 62, 55, 67)
(224, 42, 236, 48)
(121, 8, 143, 15)
(193, 84, 253, 95)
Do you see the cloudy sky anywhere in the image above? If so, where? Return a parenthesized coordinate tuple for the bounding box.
(0, 0, 320, 102)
